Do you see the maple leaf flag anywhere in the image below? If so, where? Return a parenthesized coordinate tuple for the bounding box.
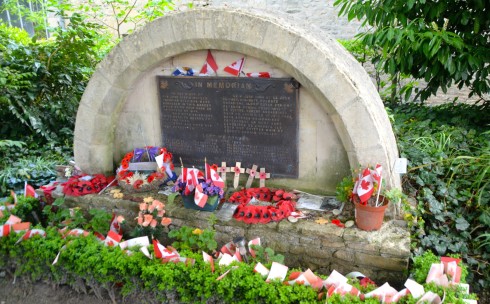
(356, 167, 374, 203)
(199, 50, 218, 76)
(370, 164, 383, 185)
(109, 213, 122, 235)
(194, 184, 208, 208)
(246, 72, 271, 78)
(205, 163, 225, 189)
(24, 182, 38, 198)
(223, 57, 244, 76)
(182, 168, 199, 193)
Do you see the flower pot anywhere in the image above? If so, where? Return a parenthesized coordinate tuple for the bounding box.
(182, 195, 219, 212)
(354, 197, 389, 231)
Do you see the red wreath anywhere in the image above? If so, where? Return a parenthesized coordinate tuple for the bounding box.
(62, 174, 115, 196)
(229, 188, 297, 224)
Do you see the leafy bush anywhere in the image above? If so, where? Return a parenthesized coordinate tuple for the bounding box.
(392, 103, 490, 291)
(0, 16, 107, 148)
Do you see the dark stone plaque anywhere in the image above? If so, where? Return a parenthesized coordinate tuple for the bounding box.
(157, 76, 299, 177)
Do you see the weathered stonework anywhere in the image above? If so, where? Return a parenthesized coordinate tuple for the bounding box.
(64, 193, 410, 287)
(74, 8, 401, 193)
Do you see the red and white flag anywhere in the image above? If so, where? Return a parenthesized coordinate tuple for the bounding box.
(109, 213, 123, 235)
(194, 184, 208, 208)
(205, 163, 225, 189)
(370, 164, 383, 185)
(183, 168, 200, 193)
(153, 239, 179, 261)
(223, 57, 244, 76)
(104, 230, 123, 247)
(0, 224, 11, 237)
(356, 167, 374, 203)
(246, 72, 271, 78)
(24, 182, 38, 198)
(199, 50, 218, 76)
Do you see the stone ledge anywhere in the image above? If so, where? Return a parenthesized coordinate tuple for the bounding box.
(63, 193, 410, 286)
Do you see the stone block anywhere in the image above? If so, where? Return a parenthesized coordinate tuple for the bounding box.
(299, 221, 343, 238)
(333, 249, 355, 262)
(355, 252, 408, 272)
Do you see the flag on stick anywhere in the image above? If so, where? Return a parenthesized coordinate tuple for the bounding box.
(24, 182, 38, 198)
(194, 184, 208, 208)
(355, 168, 374, 203)
(223, 57, 244, 76)
(172, 67, 194, 76)
(199, 50, 218, 76)
(246, 72, 271, 78)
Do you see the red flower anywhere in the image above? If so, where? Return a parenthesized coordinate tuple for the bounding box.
(133, 180, 144, 189)
(331, 219, 345, 228)
(211, 164, 219, 171)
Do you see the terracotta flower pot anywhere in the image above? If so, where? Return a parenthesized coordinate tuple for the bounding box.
(354, 196, 389, 231)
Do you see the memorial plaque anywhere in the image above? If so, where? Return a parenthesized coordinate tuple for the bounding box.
(157, 76, 299, 177)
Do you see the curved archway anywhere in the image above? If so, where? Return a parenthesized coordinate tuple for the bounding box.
(74, 8, 400, 189)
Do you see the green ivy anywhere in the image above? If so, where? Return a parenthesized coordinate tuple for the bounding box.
(392, 103, 490, 292)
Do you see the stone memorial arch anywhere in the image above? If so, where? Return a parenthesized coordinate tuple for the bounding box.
(74, 7, 401, 192)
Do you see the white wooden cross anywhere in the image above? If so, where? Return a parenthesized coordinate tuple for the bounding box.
(256, 168, 271, 188)
(245, 164, 258, 189)
(232, 162, 245, 189)
(217, 162, 230, 185)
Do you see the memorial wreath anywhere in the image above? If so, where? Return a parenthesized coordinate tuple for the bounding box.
(117, 147, 174, 193)
(229, 188, 297, 224)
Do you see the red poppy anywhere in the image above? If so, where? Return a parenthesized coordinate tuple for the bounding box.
(331, 219, 345, 228)
(211, 164, 219, 171)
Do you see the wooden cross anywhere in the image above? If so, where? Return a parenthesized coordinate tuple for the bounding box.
(255, 168, 271, 188)
(217, 162, 230, 184)
(232, 162, 245, 189)
(245, 164, 258, 189)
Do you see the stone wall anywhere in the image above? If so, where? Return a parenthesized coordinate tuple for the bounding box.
(64, 193, 410, 287)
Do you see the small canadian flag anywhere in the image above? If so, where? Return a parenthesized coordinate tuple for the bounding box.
(223, 57, 244, 76)
(194, 184, 208, 208)
(246, 72, 271, 78)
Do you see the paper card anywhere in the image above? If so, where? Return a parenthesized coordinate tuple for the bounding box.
(6, 214, 22, 225)
(119, 236, 149, 250)
(446, 261, 462, 283)
(12, 222, 30, 232)
(405, 278, 425, 298)
(458, 283, 470, 294)
(426, 263, 444, 283)
(248, 238, 261, 258)
(254, 262, 270, 276)
(391, 288, 410, 302)
(203, 251, 215, 273)
(394, 158, 408, 174)
(416, 291, 441, 304)
(324, 270, 348, 288)
(218, 253, 235, 266)
(266, 262, 288, 282)
(215, 203, 239, 222)
(364, 282, 398, 298)
(140, 246, 152, 259)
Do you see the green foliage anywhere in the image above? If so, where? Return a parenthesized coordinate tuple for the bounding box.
(0, 156, 59, 196)
(10, 196, 44, 225)
(168, 226, 218, 252)
(0, 15, 105, 149)
(335, 175, 355, 203)
(249, 244, 285, 265)
(87, 208, 112, 235)
(392, 103, 490, 291)
(334, 0, 490, 104)
(42, 198, 86, 229)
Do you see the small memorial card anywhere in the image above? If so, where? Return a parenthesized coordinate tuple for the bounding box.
(215, 202, 239, 222)
(394, 158, 408, 174)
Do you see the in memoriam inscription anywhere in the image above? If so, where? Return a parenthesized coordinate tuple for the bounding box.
(157, 76, 299, 178)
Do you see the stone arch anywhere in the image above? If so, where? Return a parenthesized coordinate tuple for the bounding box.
(74, 7, 401, 189)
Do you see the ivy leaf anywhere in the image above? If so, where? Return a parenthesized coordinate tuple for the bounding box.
(455, 217, 470, 231)
(478, 212, 490, 226)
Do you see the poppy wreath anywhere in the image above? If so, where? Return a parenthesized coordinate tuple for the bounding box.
(117, 147, 174, 192)
(230, 188, 297, 224)
(62, 174, 115, 196)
